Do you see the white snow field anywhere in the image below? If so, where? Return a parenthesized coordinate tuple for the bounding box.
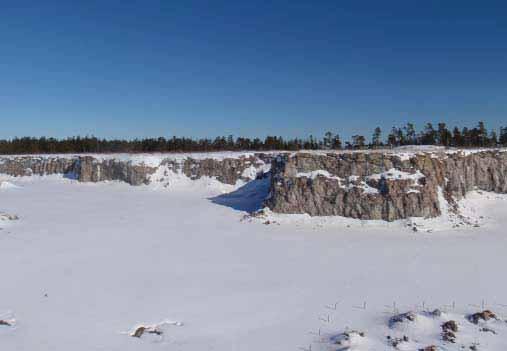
(2, 175, 507, 350)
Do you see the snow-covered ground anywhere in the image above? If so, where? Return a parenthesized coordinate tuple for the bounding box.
(1, 175, 507, 350)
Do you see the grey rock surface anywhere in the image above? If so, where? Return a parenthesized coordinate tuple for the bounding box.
(0, 153, 274, 186)
(265, 150, 507, 221)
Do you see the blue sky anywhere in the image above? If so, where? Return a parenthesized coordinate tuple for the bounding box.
(1, 1, 506, 140)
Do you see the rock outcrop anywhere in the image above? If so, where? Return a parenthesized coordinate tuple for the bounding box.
(0, 153, 273, 186)
(0, 156, 76, 177)
(2, 149, 506, 221)
(265, 150, 507, 221)
(160, 154, 273, 185)
(76, 157, 157, 185)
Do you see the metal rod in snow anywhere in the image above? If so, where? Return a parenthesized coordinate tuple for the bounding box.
(318, 315, 330, 323)
(325, 302, 338, 310)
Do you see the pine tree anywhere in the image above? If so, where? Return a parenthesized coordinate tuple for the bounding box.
(331, 134, 342, 149)
(404, 123, 416, 145)
(452, 127, 462, 147)
(395, 128, 405, 146)
(489, 131, 498, 147)
(372, 127, 382, 148)
(500, 127, 507, 146)
(477, 121, 488, 147)
(323, 131, 333, 149)
(437, 123, 452, 146)
(387, 127, 397, 147)
(352, 135, 366, 149)
(421, 123, 436, 145)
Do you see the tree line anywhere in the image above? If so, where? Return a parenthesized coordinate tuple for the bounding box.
(0, 121, 506, 154)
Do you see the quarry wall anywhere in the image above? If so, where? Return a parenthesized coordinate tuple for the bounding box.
(1, 149, 506, 221)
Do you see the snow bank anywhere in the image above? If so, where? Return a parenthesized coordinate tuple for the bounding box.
(0, 181, 21, 189)
(296, 170, 341, 180)
(368, 168, 425, 182)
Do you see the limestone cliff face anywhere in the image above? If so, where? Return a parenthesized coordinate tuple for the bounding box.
(442, 151, 507, 198)
(0, 156, 77, 177)
(0, 153, 273, 186)
(2, 150, 506, 221)
(76, 157, 157, 185)
(265, 150, 507, 221)
(160, 154, 273, 185)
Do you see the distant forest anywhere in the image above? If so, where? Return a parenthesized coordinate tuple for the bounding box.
(1, 121, 507, 154)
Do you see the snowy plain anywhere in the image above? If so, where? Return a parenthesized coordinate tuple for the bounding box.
(1, 174, 507, 350)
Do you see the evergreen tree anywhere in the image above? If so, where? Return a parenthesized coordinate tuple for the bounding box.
(395, 128, 405, 146)
(500, 127, 507, 146)
(437, 123, 452, 146)
(404, 123, 416, 145)
(371, 127, 382, 148)
(421, 123, 436, 145)
(352, 135, 366, 149)
(477, 121, 488, 147)
(387, 127, 397, 147)
(452, 127, 463, 147)
(489, 131, 498, 147)
(462, 127, 471, 147)
(331, 134, 342, 149)
(323, 131, 333, 149)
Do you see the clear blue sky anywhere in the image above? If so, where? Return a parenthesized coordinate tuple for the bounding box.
(1, 0, 506, 140)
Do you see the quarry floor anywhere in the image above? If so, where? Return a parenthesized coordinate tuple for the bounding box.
(1, 176, 507, 350)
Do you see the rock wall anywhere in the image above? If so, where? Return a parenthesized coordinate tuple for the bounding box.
(75, 157, 157, 185)
(0, 153, 273, 186)
(161, 154, 273, 185)
(265, 150, 507, 221)
(2, 150, 506, 221)
(0, 156, 77, 177)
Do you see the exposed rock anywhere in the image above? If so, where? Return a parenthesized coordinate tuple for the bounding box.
(0, 320, 11, 326)
(428, 309, 443, 317)
(178, 155, 272, 185)
(0, 156, 76, 177)
(131, 326, 146, 338)
(266, 150, 507, 221)
(330, 330, 365, 346)
(418, 346, 437, 351)
(442, 330, 457, 343)
(130, 326, 163, 338)
(467, 310, 498, 324)
(2, 149, 507, 221)
(387, 335, 409, 348)
(389, 311, 417, 327)
(0, 153, 274, 186)
(442, 320, 458, 333)
(77, 157, 157, 185)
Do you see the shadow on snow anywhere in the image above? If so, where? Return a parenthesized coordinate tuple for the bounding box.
(209, 176, 271, 213)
